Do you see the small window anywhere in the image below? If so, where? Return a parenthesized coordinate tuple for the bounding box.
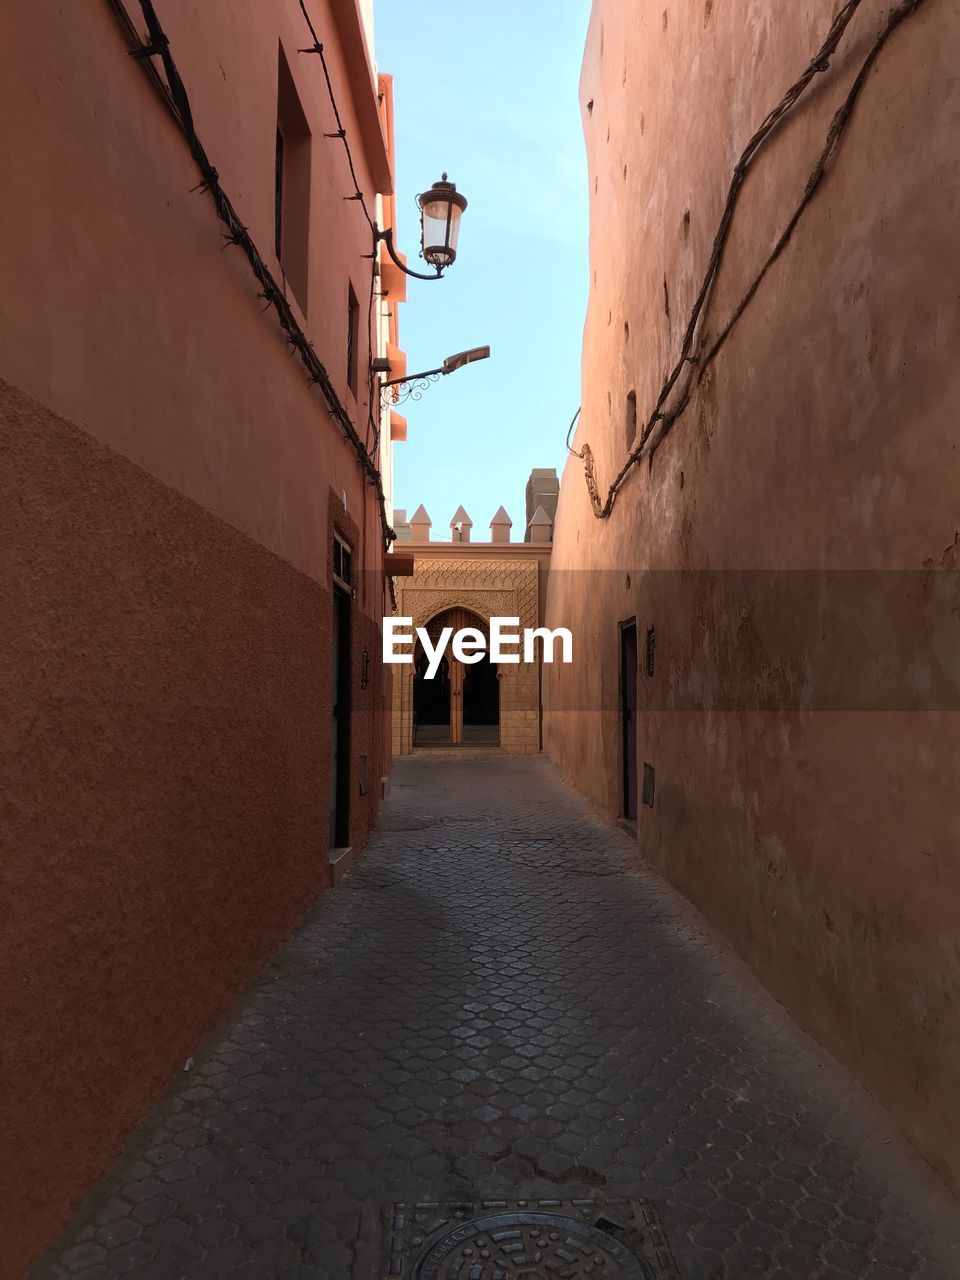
(346, 283, 360, 396)
(274, 128, 284, 262)
(333, 534, 353, 589)
(626, 390, 638, 447)
(276, 46, 311, 311)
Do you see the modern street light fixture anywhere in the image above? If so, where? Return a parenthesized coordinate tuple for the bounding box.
(375, 174, 468, 281)
(380, 345, 490, 405)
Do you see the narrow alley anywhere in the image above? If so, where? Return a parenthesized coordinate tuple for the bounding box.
(41, 756, 960, 1280)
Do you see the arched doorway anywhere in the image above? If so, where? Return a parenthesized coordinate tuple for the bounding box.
(413, 608, 500, 748)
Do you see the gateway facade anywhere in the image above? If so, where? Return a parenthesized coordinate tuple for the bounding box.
(391, 475, 556, 754)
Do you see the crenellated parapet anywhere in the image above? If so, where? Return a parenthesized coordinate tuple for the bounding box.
(394, 470, 556, 545)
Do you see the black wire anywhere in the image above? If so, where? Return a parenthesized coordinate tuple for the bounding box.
(296, 0, 375, 234)
(575, 0, 930, 520)
(564, 406, 582, 455)
(367, 261, 381, 454)
(296, 2, 385, 474)
(122, 0, 395, 546)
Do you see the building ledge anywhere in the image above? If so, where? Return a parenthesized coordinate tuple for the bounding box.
(330, 0, 392, 195)
(385, 552, 415, 576)
(396, 540, 553, 558)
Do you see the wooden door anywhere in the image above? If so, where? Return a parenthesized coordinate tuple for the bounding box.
(418, 608, 488, 748)
(450, 659, 464, 745)
(444, 609, 482, 747)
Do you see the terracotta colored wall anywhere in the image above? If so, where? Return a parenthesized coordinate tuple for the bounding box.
(328, 490, 389, 851)
(0, 380, 333, 1274)
(0, 0, 388, 587)
(0, 2, 393, 1273)
(544, 0, 960, 1192)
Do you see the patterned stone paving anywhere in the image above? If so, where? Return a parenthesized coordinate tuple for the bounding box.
(39, 754, 960, 1279)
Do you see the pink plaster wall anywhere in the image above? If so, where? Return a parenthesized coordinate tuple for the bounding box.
(0, 2, 393, 1273)
(0, 0, 387, 593)
(545, 0, 960, 1192)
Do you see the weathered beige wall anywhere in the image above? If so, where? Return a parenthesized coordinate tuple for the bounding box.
(544, 0, 960, 1191)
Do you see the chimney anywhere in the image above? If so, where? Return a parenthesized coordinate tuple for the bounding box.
(450, 505, 473, 543)
(392, 508, 413, 541)
(410, 504, 432, 541)
(489, 505, 512, 544)
(525, 468, 559, 542)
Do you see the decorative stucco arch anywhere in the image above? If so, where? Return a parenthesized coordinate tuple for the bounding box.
(413, 599, 498, 634)
(392, 558, 542, 756)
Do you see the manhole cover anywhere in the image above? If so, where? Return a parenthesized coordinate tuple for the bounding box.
(375, 1199, 678, 1279)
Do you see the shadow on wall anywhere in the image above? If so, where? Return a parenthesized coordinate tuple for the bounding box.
(0, 382, 331, 1277)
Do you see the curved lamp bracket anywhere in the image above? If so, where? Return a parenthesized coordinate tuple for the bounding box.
(375, 225, 444, 281)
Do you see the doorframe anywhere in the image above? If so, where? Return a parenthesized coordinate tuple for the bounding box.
(619, 618, 639, 822)
(411, 607, 498, 749)
(331, 575, 352, 849)
(330, 583, 353, 844)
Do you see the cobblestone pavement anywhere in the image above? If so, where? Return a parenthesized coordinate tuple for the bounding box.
(41, 755, 960, 1279)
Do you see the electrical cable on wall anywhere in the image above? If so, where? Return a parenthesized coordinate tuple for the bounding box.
(571, 0, 930, 521)
(564, 407, 582, 455)
(108, 0, 395, 548)
(296, 0, 375, 232)
(295, 0, 384, 458)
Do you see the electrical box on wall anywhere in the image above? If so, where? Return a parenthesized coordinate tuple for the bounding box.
(642, 763, 656, 809)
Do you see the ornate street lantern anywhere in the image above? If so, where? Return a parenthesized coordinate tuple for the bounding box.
(417, 174, 468, 271)
(375, 174, 469, 281)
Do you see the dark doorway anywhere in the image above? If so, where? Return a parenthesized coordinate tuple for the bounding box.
(330, 586, 351, 845)
(621, 622, 638, 820)
(413, 652, 451, 746)
(413, 608, 500, 748)
(462, 651, 500, 746)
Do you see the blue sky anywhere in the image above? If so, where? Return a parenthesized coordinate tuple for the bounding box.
(374, 2, 590, 539)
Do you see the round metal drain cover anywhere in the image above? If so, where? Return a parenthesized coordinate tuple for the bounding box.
(413, 1210, 655, 1279)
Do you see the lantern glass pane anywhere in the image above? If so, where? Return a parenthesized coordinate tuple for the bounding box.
(422, 199, 463, 266)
